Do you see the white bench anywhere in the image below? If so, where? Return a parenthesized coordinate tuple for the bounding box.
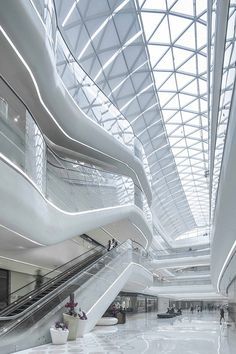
(96, 317, 118, 326)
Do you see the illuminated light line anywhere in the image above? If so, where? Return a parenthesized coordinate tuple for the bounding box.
(0, 152, 131, 217)
(62, 0, 81, 27)
(0, 255, 56, 272)
(217, 239, 236, 292)
(131, 222, 148, 249)
(0, 26, 146, 201)
(0, 153, 150, 248)
(94, 30, 143, 82)
(0, 223, 45, 246)
(78, 0, 130, 60)
(87, 262, 152, 315)
(154, 262, 210, 270)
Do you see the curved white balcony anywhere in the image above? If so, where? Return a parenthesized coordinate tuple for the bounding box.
(211, 81, 236, 295)
(0, 78, 153, 249)
(0, 0, 152, 204)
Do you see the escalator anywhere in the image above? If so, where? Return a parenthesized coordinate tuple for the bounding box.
(0, 246, 105, 320)
(0, 241, 152, 354)
(0, 245, 106, 352)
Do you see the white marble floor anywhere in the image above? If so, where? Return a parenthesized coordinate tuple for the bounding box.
(14, 311, 236, 354)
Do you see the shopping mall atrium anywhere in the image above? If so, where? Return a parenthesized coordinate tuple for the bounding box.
(0, 0, 236, 353)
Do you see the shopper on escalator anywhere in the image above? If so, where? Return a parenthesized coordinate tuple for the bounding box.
(35, 269, 43, 289)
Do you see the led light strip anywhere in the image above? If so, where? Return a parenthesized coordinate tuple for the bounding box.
(0, 153, 150, 249)
(0, 223, 44, 246)
(0, 254, 55, 272)
(0, 25, 146, 203)
(217, 239, 236, 292)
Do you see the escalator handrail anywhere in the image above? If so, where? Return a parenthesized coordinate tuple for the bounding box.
(1, 250, 104, 317)
(0, 240, 131, 321)
(7, 245, 104, 303)
(0, 249, 107, 321)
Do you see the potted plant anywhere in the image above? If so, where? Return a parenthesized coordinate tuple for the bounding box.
(63, 294, 88, 340)
(50, 321, 69, 344)
(77, 307, 88, 337)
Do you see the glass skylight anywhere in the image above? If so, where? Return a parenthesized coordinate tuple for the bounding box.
(139, 0, 209, 228)
(54, 0, 211, 240)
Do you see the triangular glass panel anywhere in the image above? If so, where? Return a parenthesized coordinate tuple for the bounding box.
(169, 136, 183, 146)
(160, 74, 177, 91)
(158, 92, 175, 107)
(199, 13, 207, 22)
(142, 0, 167, 10)
(184, 125, 198, 136)
(175, 24, 196, 49)
(176, 73, 193, 89)
(186, 99, 199, 112)
(141, 12, 165, 40)
(198, 78, 207, 95)
(162, 109, 177, 121)
(179, 55, 197, 74)
(197, 54, 207, 74)
(196, 0, 207, 15)
(169, 15, 192, 42)
(182, 79, 198, 95)
(151, 16, 171, 43)
(165, 95, 179, 110)
(188, 130, 202, 139)
(154, 70, 172, 89)
(168, 112, 182, 124)
(196, 22, 207, 49)
(200, 99, 207, 112)
(148, 45, 169, 68)
(179, 93, 195, 108)
(173, 47, 194, 68)
(157, 50, 174, 71)
(166, 124, 179, 136)
(167, 0, 177, 9)
(171, 0, 194, 16)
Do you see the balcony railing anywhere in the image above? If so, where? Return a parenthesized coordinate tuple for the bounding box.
(30, 0, 152, 185)
(0, 77, 152, 225)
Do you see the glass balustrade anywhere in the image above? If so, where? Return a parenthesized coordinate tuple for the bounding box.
(151, 247, 210, 260)
(153, 277, 211, 287)
(7, 246, 104, 305)
(0, 77, 152, 224)
(30, 0, 152, 185)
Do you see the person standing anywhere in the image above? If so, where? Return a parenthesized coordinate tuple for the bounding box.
(220, 307, 225, 325)
(35, 269, 43, 289)
(190, 304, 194, 314)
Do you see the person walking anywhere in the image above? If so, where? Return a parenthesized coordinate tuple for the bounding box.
(190, 304, 194, 314)
(220, 307, 225, 325)
(107, 240, 112, 251)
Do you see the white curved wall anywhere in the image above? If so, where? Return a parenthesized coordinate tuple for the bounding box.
(211, 84, 236, 294)
(0, 0, 152, 204)
(0, 158, 152, 248)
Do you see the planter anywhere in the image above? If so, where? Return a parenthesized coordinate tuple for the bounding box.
(63, 313, 79, 340)
(77, 319, 88, 337)
(50, 328, 69, 344)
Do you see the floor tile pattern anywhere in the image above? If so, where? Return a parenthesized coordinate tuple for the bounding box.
(14, 311, 236, 354)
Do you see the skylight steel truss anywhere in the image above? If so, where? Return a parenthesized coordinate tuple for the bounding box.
(138, 0, 209, 229)
(54, 0, 211, 240)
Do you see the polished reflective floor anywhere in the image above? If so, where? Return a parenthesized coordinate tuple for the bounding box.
(15, 311, 236, 354)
